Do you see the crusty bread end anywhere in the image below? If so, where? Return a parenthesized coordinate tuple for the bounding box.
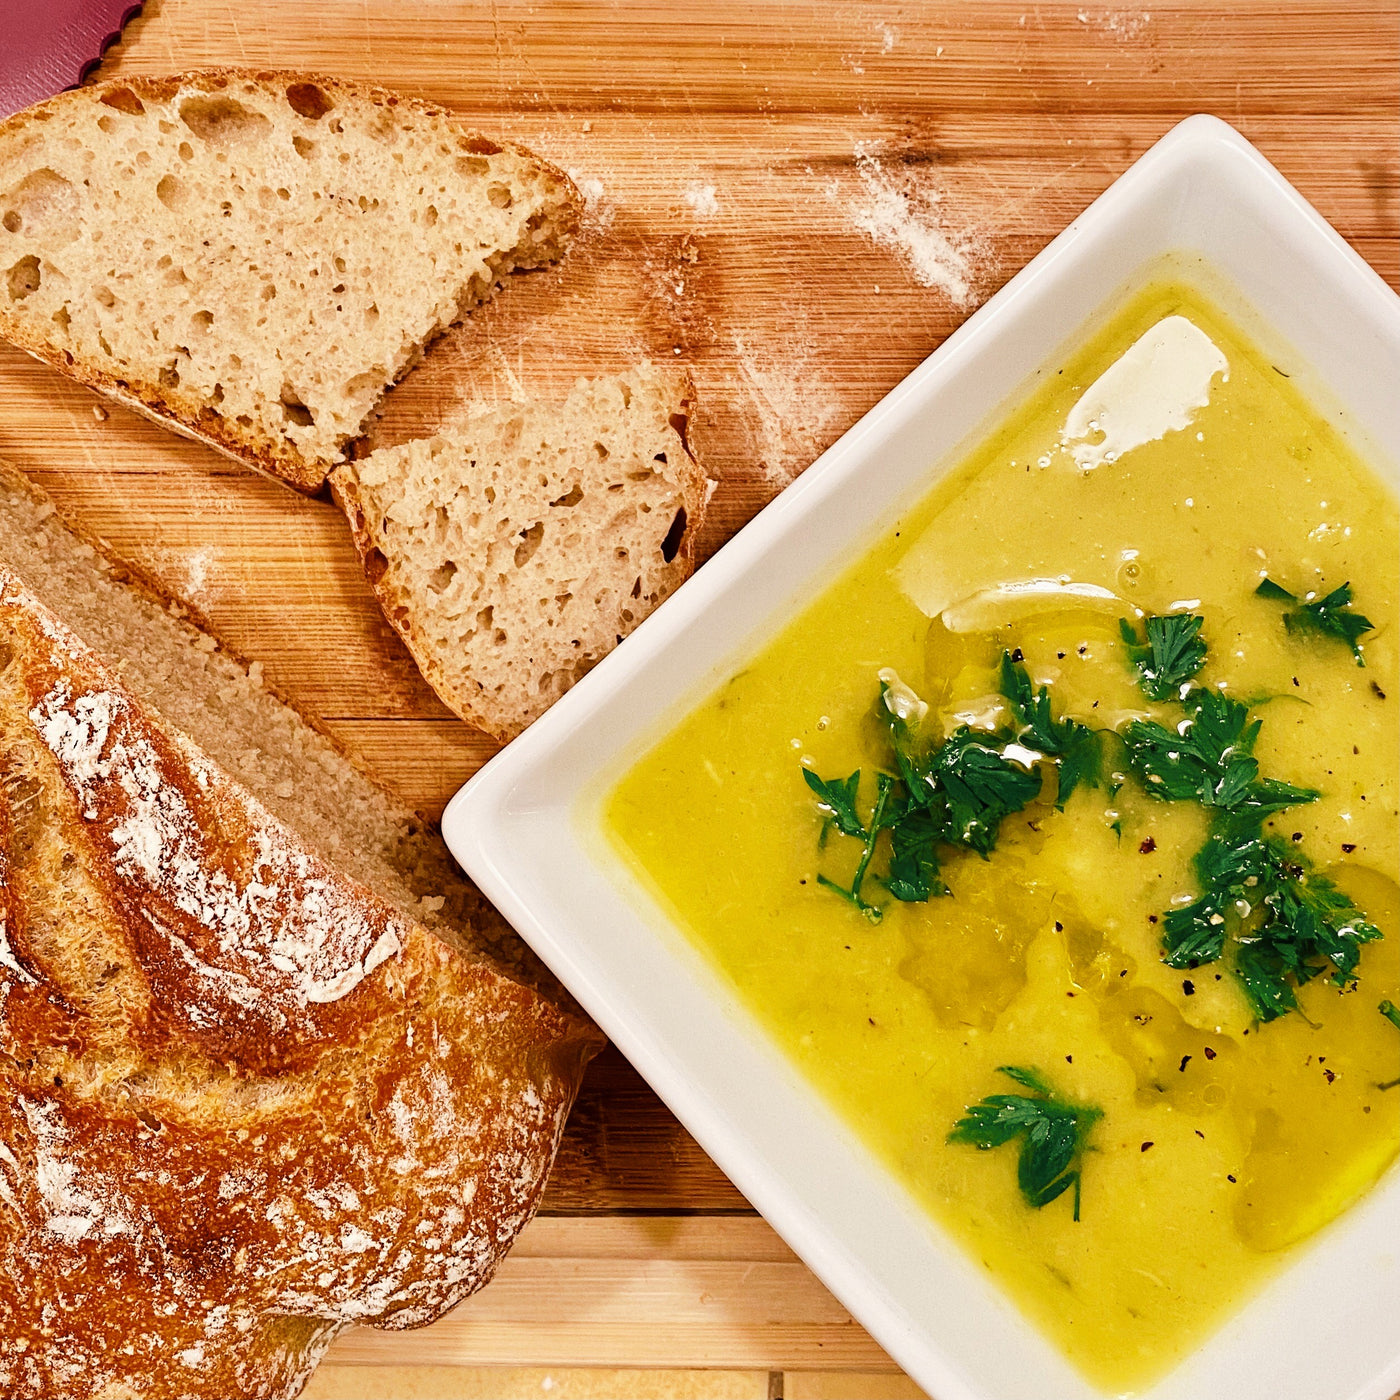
(0, 452, 563, 994)
(0, 566, 602, 1400)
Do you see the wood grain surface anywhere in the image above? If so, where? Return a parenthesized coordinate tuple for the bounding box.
(0, 0, 1395, 1392)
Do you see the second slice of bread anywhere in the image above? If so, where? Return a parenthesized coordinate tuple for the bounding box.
(331, 366, 709, 740)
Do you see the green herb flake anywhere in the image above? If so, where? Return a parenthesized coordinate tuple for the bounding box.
(930, 728, 1043, 854)
(1160, 824, 1382, 1022)
(1122, 689, 1318, 816)
(886, 806, 946, 902)
(1256, 577, 1375, 666)
(803, 768, 893, 922)
(1120, 613, 1208, 700)
(999, 652, 1104, 807)
(949, 1066, 1102, 1219)
(1380, 1000, 1400, 1031)
(801, 767, 866, 839)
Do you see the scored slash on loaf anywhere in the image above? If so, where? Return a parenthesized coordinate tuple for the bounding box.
(0, 558, 602, 1400)
(0, 70, 581, 492)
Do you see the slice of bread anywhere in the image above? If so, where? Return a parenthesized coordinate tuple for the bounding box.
(0, 70, 580, 492)
(0, 455, 546, 989)
(331, 366, 709, 741)
(0, 565, 602, 1400)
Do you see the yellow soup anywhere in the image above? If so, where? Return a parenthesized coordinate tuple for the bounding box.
(605, 285, 1400, 1392)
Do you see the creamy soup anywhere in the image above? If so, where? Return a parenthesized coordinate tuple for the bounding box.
(605, 285, 1399, 1391)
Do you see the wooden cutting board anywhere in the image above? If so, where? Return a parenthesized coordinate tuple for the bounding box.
(0, 2, 1395, 1394)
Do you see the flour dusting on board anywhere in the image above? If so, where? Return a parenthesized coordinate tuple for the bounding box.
(565, 168, 615, 234)
(682, 181, 720, 218)
(837, 143, 980, 307)
(1080, 9, 1152, 38)
(183, 546, 215, 599)
(733, 333, 839, 487)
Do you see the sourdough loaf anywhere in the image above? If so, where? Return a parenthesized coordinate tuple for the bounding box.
(0, 71, 580, 492)
(331, 366, 709, 740)
(0, 567, 602, 1400)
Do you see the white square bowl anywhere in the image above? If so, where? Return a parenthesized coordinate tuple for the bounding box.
(442, 115, 1400, 1400)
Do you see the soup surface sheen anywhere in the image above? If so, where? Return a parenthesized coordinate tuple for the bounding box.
(605, 285, 1400, 1391)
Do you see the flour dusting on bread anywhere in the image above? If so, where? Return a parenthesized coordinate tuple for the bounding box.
(31, 671, 406, 1018)
(0, 454, 546, 990)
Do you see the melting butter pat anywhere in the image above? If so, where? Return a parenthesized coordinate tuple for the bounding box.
(1063, 313, 1228, 470)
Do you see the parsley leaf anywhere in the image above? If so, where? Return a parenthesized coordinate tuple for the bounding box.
(930, 728, 1043, 854)
(1380, 1003, 1400, 1090)
(1254, 858, 1385, 986)
(1160, 824, 1382, 1022)
(1159, 826, 1256, 968)
(886, 806, 946, 901)
(801, 767, 867, 839)
(949, 1066, 1102, 1219)
(996, 1065, 1057, 1094)
(805, 769, 893, 922)
(1233, 942, 1302, 1023)
(1120, 613, 1207, 700)
(1122, 690, 1318, 814)
(1256, 577, 1374, 666)
(1234, 777, 1329, 818)
(999, 652, 1105, 807)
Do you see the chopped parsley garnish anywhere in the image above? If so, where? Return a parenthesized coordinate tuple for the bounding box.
(1121, 689, 1319, 815)
(802, 672, 1049, 915)
(1116, 619, 1377, 1021)
(925, 727, 1043, 854)
(949, 1066, 1102, 1220)
(1256, 577, 1374, 665)
(999, 652, 1104, 807)
(1161, 820, 1381, 1021)
(801, 604, 1381, 1024)
(1120, 612, 1207, 700)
